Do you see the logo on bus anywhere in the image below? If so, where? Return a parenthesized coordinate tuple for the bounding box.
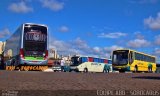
(25, 31, 46, 41)
(33, 34, 40, 41)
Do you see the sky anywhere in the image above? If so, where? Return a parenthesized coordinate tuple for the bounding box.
(0, 0, 160, 61)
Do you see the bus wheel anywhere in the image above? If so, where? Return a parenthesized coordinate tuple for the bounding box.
(69, 69, 72, 72)
(84, 68, 88, 73)
(134, 66, 138, 73)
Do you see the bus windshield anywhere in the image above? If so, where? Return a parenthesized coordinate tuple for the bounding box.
(71, 56, 80, 66)
(24, 24, 47, 57)
(112, 50, 129, 65)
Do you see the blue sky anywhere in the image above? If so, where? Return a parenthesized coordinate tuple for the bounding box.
(0, 0, 160, 61)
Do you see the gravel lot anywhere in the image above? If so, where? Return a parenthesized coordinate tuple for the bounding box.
(0, 70, 160, 96)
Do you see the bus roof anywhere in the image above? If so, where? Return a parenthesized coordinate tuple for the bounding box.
(114, 49, 156, 58)
(71, 55, 109, 59)
(23, 23, 48, 27)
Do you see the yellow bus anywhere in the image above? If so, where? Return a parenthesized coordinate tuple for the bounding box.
(112, 49, 156, 73)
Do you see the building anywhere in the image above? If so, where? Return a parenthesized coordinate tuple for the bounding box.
(49, 48, 59, 59)
(0, 41, 5, 55)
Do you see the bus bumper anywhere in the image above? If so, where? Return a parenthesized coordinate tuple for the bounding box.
(69, 66, 79, 72)
(20, 59, 48, 65)
(113, 66, 130, 71)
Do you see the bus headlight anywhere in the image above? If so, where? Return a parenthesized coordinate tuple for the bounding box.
(43, 53, 45, 56)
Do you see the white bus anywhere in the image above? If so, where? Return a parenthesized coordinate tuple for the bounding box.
(2, 23, 48, 69)
(69, 55, 111, 73)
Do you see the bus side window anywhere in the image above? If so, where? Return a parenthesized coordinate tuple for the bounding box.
(129, 52, 134, 64)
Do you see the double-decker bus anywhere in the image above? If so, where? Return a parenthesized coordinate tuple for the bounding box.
(69, 55, 111, 73)
(112, 49, 156, 73)
(2, 23, 48, 69)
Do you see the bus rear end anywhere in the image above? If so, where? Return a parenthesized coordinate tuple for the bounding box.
(20, 23, 48, 65)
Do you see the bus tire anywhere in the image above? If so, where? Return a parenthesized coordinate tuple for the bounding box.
(134, 65, 138, 73)
(84, 68, 88, 73)
(69, 69, 72, 72)
(75, 69, 79, 72)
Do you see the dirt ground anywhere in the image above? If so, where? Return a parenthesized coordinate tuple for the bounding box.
(0, 71, 160, 96)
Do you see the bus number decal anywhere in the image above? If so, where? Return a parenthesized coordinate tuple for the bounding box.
(25, 32, 46, 41)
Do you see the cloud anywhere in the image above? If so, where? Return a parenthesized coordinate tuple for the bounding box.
(8, 1, 33, 13)
(154, 48, 160, 54)
(59, 26, 69, 32)
(134, 32, 145, 39)
(49, 37, 92, 56)
(72, 38, 109, 58)
(91, 47, 106, 57)
(154, 35, 160, 45)
(127, 39, 150, 48)
(0, 28, 11, 38)
(98, 32, 127, 38)
(93, 47, 101, 53)
(104, 45, 123, 52)
(153, 48, 160, 63)
(49, 36, 121, 58)
(144, 12, 160, 30)
(89, 45, 123, 58)
(83, 45, 123, 58)
(72, 37, 90, 50)
(49, 37, 80, 56)
(153, 48, 160, 59)
(40, 0, 64, 12)
(103, 45, 123, 58)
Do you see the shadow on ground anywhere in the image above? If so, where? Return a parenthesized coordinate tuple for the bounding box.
(132, 76, 160, 80)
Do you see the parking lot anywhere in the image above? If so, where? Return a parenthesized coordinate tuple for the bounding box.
(0, 70, 160, 96)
